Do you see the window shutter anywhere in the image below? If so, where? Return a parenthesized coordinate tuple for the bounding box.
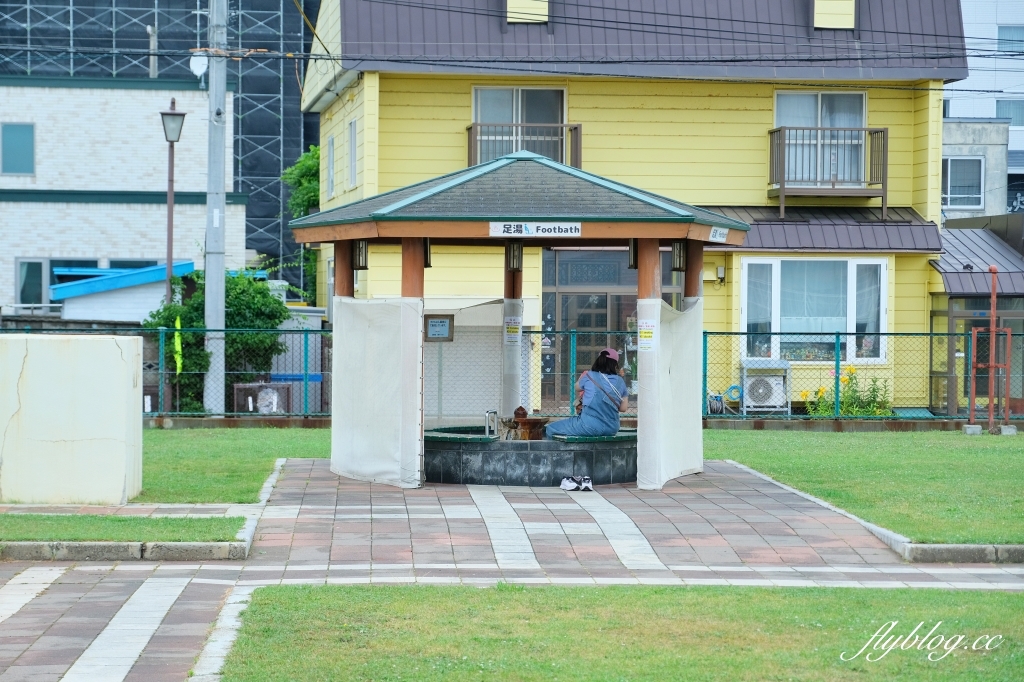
(507, 0, 547, 23)
(814, 0, 855, 30)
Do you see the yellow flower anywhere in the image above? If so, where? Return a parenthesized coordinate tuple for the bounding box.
(817, 387, 826, 398)
(800, 390, 810, 401)
(840, 375, 850, 384)
(845, 365, 857, 375)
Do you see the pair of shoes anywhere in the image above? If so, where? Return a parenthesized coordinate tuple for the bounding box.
(560, 476, 594, 492)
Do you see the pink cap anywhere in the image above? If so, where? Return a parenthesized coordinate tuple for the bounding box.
(600, 347, 619, 362)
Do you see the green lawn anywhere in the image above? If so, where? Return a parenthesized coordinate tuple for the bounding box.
(708, 430, 1024, 544)
(134, 428, 330, 503)
(221, 585, 1024, 682)
(0, 514, 245, 542)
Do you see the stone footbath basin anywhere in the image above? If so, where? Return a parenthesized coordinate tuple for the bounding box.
(423, 426, 638, 486)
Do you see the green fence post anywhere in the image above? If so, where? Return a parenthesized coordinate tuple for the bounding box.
(158, 327, 166, 416)
(834, 333, 842, 418)
(569, 329, 577, 416)
(964, 332, 972, 406)
(702, 332, 709, 417)
(302, 330, 310, 416)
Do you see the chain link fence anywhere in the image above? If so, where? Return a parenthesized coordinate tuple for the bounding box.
(704, 331, 1024, 419)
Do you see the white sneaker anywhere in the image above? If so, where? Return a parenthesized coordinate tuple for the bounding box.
(580, 476, 594, 492)
(560, 476, 580, 491)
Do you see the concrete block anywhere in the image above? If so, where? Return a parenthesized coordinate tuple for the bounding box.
(999, 425, 1017, 436)
(0, 335, 142, 504)
(0, 542, 143, 561)
(995, 545, 1024, 563)
(143, 541, 247, 561)
(905, 544, 996, 563)
(962, 424, 983, 435)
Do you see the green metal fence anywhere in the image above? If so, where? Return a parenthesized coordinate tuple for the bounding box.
(703, 331, 1023, 419)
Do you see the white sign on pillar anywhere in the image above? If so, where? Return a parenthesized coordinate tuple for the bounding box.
(501, 299, 524, 417)
(504, 316, 523, 345)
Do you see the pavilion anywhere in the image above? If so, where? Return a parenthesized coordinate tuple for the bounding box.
(290, 150, 749, 489)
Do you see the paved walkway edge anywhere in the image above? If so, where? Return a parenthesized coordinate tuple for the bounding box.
(724, 460, 1024, 564)
(192, 585, 257, 682)
(0, 458, 286, 562)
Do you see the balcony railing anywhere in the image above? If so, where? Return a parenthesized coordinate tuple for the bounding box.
(768, 127, 888, 219)
(467, 123, 582, 168)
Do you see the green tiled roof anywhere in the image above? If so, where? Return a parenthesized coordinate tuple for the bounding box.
(290, 151, 749, 232)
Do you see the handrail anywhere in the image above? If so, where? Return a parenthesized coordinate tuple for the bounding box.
(768, 126, 888, 220)
(467, 123, 582, 167)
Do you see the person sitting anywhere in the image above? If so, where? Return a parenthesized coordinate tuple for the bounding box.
(545, 348, 629, 438)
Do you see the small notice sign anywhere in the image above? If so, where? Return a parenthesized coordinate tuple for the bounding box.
(708, 227, 730, 243)
(504, 316, 523, 345)
(638, 320, 656, 352)
(424, 315, 454, 342)
(489, 222, 582, 238)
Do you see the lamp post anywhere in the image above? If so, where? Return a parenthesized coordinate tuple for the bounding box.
(160, 99, 186, 304)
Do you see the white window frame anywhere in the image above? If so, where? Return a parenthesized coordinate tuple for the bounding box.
(1, 122, 35, 175)
(773, 91, 867, 128)
(942, 156, 985, 210)
(739, 256, 888, 364)
(348, 119, 357, 188)
(326, 136, 335, 198)
(471, 86, 568, 125)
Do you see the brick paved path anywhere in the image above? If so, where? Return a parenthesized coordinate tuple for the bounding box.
(1, 459, 1021, 681)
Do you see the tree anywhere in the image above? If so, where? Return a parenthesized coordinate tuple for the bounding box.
(144, 272, 291, 413)
(282, 145, 320, 302)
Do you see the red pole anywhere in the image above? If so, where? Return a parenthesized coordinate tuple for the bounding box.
(988, 265, 998, 433)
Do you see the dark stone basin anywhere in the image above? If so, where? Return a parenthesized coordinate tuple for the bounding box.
(423, 429, 637, 486)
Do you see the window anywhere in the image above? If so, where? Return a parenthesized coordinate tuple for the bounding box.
(348, 120, 357, 188)
(942, 99, 950, 118)
(15, 258, 101, 306)
(741, 258, 886, 362)
(326, 136, 335, 198)
(1, 123, 34, 174)
(775, 92, 866, 185)
(473, 87, 565, 163)
(997, 26, 1024, 53)
(17, 260, 44, 305)
(109, 260, 158, 269)
(996, 100, 1024, 126)
(942, 158, 984, 208)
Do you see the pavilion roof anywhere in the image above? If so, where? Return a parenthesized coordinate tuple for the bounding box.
(290, 151, 749, 233)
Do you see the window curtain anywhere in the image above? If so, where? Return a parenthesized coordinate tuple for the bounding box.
(777, 94, 818, 184)
(476, 89, 515, 163)
(820, 94, 864, 184)
(856, 264, 881, 358)
(780, 261, 847, 333)
(746, 263, 773, 357)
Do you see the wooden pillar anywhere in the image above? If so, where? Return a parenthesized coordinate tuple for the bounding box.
(684, 239, 703, 298)
(333, 240, 354, 297)
(401, 237, 425, 297)
(504, 243, 523, 299)
(636, 238, 661, 299)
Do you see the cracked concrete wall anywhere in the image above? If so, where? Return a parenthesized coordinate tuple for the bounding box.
(0, 334, 142, 504)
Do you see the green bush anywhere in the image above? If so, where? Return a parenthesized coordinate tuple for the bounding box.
(144, 272, 291, 413)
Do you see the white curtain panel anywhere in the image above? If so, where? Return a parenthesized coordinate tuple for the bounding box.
(780, 260, 847, 334)
(332, 297, 424, 488)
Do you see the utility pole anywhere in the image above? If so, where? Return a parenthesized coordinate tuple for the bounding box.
(203, 0, 228, 414)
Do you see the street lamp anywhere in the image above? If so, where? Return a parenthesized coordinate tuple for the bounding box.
(160, 99, 186, 304)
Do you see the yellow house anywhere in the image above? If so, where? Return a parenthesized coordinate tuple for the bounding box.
(298, 0, 969, 413)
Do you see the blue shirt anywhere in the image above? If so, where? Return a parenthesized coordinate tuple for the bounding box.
(578, 372, 627, 408)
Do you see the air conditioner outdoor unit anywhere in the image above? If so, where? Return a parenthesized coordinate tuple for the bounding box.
(742, 375, 787, 411)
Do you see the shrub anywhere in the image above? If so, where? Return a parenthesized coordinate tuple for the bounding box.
(803, 366, 895, 417)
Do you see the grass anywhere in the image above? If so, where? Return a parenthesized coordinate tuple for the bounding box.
(707, 430, 1024, 544)
(0, 514, 245, 542)
(221, 585, 1024, 682)
(134, 428, 330, 503)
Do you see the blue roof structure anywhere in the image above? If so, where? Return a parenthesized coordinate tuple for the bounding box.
(49, 261, 195, 301)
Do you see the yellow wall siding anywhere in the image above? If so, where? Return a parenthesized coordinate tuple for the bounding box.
(299, 0, 342, 110)
(507, 0, 547, 22)
(893, 254, 935, 332)
(376, 74, 933, 214)
(913, 80, 943, 223)
(362, 72, 381, 196)
(814, 0, 856, 29)
(319, 78, 365, 210)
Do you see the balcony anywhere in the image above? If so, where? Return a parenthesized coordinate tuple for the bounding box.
(768, 127, 888, 219)
(467, 123, 582, 168)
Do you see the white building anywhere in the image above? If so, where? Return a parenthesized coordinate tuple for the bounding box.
(941, 118, 1010, 220)
(944, 0, 1024, 213)
(0, 76, 246, 315)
